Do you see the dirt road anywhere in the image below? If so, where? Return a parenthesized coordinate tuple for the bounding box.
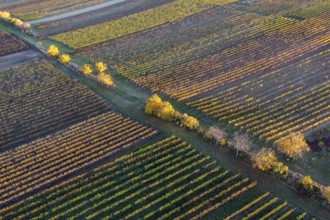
(0, 49, 43, 71)
(29, 0, 129, 25)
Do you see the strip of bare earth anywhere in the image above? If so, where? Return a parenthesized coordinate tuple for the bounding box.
(0, 49, 43, 71)
(28, 0, 130, 25)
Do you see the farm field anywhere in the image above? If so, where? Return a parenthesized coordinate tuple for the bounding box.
(0, 59, 111, 151)
(32, 0, 174, 37)
(0, 0, 330, 218)
(0, 137, 310, 219)
(0, 111, 157, 208)
(0, 0, 112, 21)
(73, 0, 330, 145)
(51, 0, 238, 48)
(187, 49, 330, 142)
(0, 30, 28, 56)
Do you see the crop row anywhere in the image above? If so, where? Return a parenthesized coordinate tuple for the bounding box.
(1, 0, 110, 21)
(115, 16, 295, 81)
(0, 111, 157, 207)
(233, 0, 324, 16)
(0, 60, 111, 151)
(75, 9, 268, 69)
(284, 0, 330, 20)
(224, 192, 308, 220)
(0, 30, 28, 56)
(127, 17, 329, 101)
(187, 49, 330, 142)
(53, 0, 238, 48)
(0, 136, 257, 219)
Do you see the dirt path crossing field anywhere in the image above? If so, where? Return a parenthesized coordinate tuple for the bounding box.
(0, 49, 43, 71)
(29, 0, 130, 25)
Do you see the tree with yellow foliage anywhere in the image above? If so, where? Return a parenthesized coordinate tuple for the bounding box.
(300, 175, 314, 191)
(181, 113, 199, 130)
(47, 45, 59, 57)
(95, 62, 108, 73)
(10, 18, 24, 27)
(158, 101, 176, 120)
(145, 94, 199, 130)
(251, 148, 277, 171)
(145, 94, 163, 115)
(276, 132, 309, 158)
(0, 11, 11, 20)
(58, 54, 71, 65)
(145, 94, 175, 120)
(97, 72, 113, 86)
(80, 64, 93, 75)
(22, 23, 31, 29)
(272, 161, 288, 177)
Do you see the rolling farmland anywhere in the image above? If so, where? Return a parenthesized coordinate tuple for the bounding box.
(0, 0, 329, 218)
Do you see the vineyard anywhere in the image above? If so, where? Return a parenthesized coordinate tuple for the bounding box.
(0, 111, 157, 207)
(0, 30, 27, 56)
(74, 0, 330, 144)
(0, 0, 329, 218)
(187, 49, 330, 142)
(52, 0, 238, 48)
(0, 136, 309, 219)
(224, 193, 308, 220)
(233, 0, 325, 16)
(0, 0, 110, 21)
(0, 60, 111, 151)
(33, 0, 174, 37)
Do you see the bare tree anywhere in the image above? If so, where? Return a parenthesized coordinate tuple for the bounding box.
(207, 126, 227, 145)
(230, 132, 251, 156)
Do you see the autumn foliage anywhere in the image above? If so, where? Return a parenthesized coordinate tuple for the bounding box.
(47, 45, 59, 57)
(95, 62, 108, 73)
(251, 148, 277, 172)
(97, 72, 113, 86)
(276, 132, 309, 158)
(181, 113, 199, 130)
(22, 23, 31, 29)
(300, 175, 314, 191)
(145, 94, 176, 121)
(145, 94, 199, 130)
(272, 161, 288, 176)
(80, 64, 93, 75)
(145, 94, 162, 114)
(10, 18, 24, 27)
(58, 54, 71, 65)
(0, 11, 30, 30)
(0, 11, 11, 20)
